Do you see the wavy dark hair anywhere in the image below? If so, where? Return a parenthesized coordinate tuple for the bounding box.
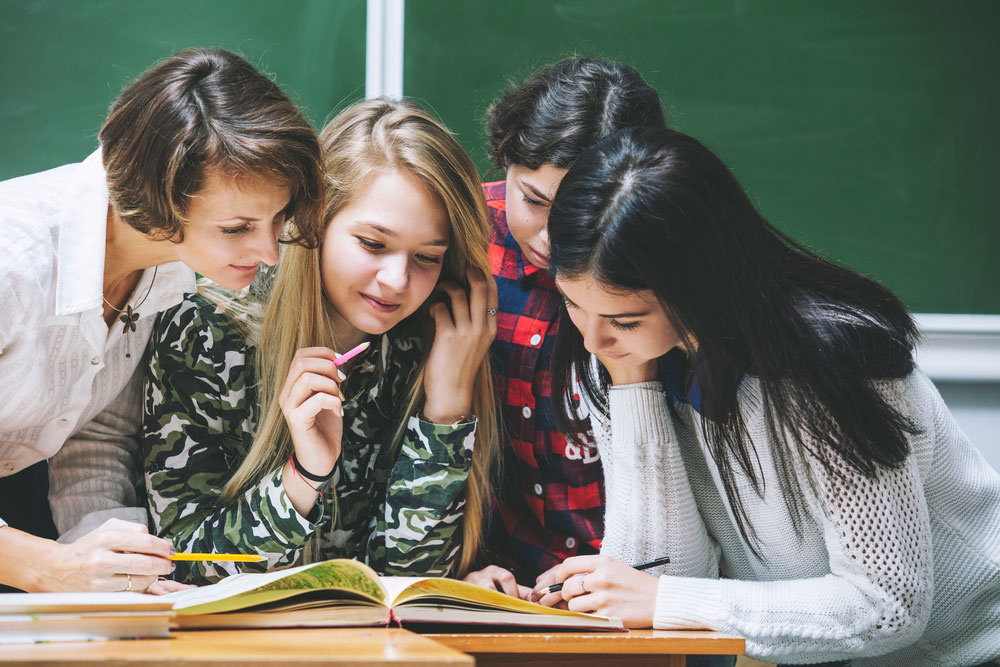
(549, 127, 919, 551)
(486, 56, 666, 170)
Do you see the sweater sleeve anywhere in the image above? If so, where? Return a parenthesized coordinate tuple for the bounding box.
(654, 379, 935, 663)
(370, 415, 476, 576)
(592, 381, 720, 580)
(48, 371, 150, 542)
(142, 297, 318, 585)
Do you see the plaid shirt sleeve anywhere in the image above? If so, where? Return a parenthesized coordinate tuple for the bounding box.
(482, 181, 605, 582)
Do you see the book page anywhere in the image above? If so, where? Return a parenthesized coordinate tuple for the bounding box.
(380, 576, 429, 605)
(164, 559, 387, 615)
(384, 576, 611, 620)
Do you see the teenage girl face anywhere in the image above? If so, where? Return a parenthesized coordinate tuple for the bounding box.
(504, 163, 567, 270)
(320, 168, 449, 339)
(557, 273, 684, 365)
(173, 168, 290, 290)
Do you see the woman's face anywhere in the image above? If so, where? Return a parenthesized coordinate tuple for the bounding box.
(504, 163, 567, 270)
(173, 168, 290, 290)
(557, 273, 683, 364)
(320, 169, 449, 339)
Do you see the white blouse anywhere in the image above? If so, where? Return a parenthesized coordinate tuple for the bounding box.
(0, 149, 195, 537)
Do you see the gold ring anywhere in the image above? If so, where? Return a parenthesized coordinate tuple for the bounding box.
(125, 573, 132, 592)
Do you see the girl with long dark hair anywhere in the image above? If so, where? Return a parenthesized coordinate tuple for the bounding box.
(532, 127, 1000, 666)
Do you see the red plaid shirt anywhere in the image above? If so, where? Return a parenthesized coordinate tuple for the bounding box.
(483, 181, 604, 582)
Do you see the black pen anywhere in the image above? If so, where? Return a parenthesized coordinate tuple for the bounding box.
(545, 556, 670, 593)
(632, 555, 672, 570)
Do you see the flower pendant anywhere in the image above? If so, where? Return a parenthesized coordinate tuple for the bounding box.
(119, 305, 139, 334)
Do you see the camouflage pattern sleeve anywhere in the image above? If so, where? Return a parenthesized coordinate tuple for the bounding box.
(142, 295, 320, 585)
(371, 414, 476, 576)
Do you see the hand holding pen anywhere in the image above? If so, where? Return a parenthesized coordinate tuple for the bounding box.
(543, 556, 670, 593)
(530, 554, 667, 628)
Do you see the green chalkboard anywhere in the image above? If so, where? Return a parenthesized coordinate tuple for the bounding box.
(403, 1, 1000, 315)
(0, 0, 366, 180)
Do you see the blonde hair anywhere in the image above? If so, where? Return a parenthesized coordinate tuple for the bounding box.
(222, 98, 499, 576)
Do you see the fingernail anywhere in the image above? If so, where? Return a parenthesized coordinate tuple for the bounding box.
(333, 352, 342, 359)
(337, 369, 347, 381)
(169, 545, 176, 556)
(171, 563, 176, 573)
(339, 405, 345, 417)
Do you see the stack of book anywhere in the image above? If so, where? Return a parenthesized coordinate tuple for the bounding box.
(0, 592, 173, 643)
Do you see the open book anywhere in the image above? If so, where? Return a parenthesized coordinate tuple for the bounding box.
(164, 558, 623, 631)
(0, 592, 173, 643)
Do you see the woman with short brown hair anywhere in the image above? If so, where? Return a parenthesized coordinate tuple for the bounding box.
(0, 47, 323, 593)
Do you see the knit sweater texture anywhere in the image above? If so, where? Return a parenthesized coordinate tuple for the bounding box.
(590, 368, 1000, 665)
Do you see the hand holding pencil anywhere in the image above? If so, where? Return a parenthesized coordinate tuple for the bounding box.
(530, 554, 663, 628)
(37, 518, 176, 594)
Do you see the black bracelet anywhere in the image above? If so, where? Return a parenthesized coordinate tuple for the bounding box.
(291, 451, 334, 483)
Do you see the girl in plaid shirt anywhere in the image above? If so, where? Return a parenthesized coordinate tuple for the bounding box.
(463, 57, 666, 595)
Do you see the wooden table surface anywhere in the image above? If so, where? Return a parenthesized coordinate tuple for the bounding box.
(0, 628, 472, 666)
(0, 628, 744, 667)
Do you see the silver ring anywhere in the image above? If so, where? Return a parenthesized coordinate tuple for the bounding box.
(125, 573, 132, 592)
(487, 307, 498, 316)
(577, 574, 588, 594)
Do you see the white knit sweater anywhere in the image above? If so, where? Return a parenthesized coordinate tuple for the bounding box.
(590, 367, 1000, 666)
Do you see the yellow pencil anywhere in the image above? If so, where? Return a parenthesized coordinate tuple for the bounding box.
(168, 552, 264, 563)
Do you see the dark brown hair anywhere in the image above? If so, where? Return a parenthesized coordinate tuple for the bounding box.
(486, 56, 666, 171)
(99, 48, 324, 245)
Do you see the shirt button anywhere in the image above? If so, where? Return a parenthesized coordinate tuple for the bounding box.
(529, 333, 542, 346)
(2, 462, 15, 473)
(90, 357, 101, 365)
(565, 537, 577, 549)
(533, 483, 543, 495)
(522, 406, 532, 419)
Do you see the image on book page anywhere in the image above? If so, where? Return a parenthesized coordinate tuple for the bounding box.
(163, 558, 623, 631)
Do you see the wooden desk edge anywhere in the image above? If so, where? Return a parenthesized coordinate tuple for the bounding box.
(424, 629, 745, 656)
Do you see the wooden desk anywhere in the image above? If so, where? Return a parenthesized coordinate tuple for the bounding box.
(0, 628, 472, 666)
(0, 628, 743, 666)
(426, 629, 745, 667)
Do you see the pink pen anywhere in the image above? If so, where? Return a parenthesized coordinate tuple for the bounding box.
(333, 341, 371, 367)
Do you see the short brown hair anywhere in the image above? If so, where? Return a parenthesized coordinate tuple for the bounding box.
(100, 48, 324, 246)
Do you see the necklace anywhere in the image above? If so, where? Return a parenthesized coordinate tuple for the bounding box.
(102, 266, 158, 358)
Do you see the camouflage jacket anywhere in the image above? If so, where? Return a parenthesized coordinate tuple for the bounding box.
(141, 294, 475, 585)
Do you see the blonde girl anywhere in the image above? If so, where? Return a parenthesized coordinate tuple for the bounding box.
(142, 98, 498, 584)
